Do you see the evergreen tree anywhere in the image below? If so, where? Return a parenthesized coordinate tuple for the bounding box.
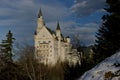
(0, 30, 15, 61)
(94, 0, 120, 62)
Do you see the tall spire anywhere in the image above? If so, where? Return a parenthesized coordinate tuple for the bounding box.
(38, 8, 42, 18)
(37, 8, 45, 32)
(56, 21, 61, 39)
(56, 21, 60, 30)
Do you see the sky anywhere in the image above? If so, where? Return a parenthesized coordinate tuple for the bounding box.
(0, 0, 106, 46)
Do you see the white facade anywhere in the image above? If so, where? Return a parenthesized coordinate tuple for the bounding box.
(34, 10, 80, 66)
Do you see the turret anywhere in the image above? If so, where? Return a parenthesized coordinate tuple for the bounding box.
(56, 22, 61, 39)
(37, 9, 45, 33)
(66, 36, 70, 43)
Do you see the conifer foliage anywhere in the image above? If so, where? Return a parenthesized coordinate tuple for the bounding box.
(94, 0, 120, 62)
(0, 30, 15, 61)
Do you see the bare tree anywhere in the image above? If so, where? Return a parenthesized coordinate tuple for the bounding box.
(14, 42, 49, 80)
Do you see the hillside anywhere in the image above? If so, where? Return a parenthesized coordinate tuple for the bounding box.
(79, 52, 120, 80)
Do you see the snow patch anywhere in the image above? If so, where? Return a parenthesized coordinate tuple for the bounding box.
(79, 52, 120, 80)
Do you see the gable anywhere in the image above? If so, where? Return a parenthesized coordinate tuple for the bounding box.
(36, 26, 54, 39)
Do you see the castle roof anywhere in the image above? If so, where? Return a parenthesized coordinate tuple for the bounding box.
(46, 27, 55, 35)
(56, 22, 60, 30)
(38, 9, 42, 18)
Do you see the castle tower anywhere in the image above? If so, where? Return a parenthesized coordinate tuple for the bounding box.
(56, 22, 63, 61)
(37, 9, 45, 33)
(56, 21, 61, 40)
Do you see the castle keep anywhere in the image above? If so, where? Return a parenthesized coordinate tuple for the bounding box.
(34, 9, 80, 66)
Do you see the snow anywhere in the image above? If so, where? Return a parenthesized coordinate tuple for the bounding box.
(79, 52, 120, 80)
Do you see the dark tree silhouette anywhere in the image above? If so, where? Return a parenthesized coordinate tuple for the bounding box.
(0, 30, 15, 61)
(94, 0, 120, 62)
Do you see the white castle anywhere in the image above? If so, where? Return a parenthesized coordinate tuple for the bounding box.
(34, 9, 80, 66)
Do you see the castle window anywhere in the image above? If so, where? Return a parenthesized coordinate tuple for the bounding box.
(43, 50, 45, 53)
(37, 53, 39, 56)
(49, 41, 51, 43)
(41, 50, 42, 53)
(65, 45, 68, 47)
(43, 41, 46, 43)
(36, 46, 38, 48)
(38, 50, 41, 53)
(65, 48, 67, 52)
(43, 34, 45, 37)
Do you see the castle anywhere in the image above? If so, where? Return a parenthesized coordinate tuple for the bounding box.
(34, 9, 80, 66)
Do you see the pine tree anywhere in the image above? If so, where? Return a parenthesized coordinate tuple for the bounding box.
(0, 30, 15, 61)
(94, 0, 120, 62)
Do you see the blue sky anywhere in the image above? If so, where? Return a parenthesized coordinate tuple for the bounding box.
(0, 0, 106, 46)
